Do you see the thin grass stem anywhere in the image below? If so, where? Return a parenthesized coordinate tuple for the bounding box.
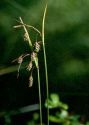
(37, 65, 43, 125)
(42, 4, 49, 125)
(19, 17, 32, 47)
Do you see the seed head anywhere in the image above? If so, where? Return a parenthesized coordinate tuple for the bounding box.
(29, 74, 33, 87)
(34, 42, 41, 52)
(31, 52, 37, 61)
(24, 32, 29, 41)
(17, 56, 23, 64)
(27, 61, 32, 71)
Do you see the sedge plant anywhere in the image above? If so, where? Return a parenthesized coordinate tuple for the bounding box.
(13, 4, 49, 125)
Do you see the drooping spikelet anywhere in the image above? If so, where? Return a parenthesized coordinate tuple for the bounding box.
(34, 41, 41, 53)
(29, 74, 33, 87)
(31, 52, 37, 61)
(27, 61, 33, 71)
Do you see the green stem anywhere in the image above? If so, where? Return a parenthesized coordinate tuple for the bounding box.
(19, 17, 32, 47)
(37, 65, 43, 125)
(42, 4, 49, 125)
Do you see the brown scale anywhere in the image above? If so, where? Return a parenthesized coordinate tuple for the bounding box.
(27, 61, 33, 71)
(12, 54, 30, 77)
(31, 52, 37, 61)
(28, 74, 33, 87)
(34, 41, 42, 53)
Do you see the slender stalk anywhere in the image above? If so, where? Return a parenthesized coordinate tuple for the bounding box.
(14, 21, 41, 36)
(37, 65, 42, 125)
(19, 17, 32, 47)
(19, 17, 42, 125)
(42, 4, 49, 125)
(19, 17, 38, 68)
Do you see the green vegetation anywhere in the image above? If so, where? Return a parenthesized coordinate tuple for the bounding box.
(0, 0, 89, 125)
(11, 4, 49, 125)
(45, 93, 89, 125)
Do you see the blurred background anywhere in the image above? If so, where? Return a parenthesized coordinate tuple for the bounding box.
(0, 0, 89, 124)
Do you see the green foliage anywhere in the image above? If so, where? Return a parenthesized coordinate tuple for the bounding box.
(1, 0, 89, 94)
(0, 0, 89, 124)
(45, 93, 68, 110)
(45, 93, 89, 125)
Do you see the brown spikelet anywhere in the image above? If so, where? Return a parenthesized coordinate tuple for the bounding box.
(12, 55, 23, 77)
(31, 52, 37, 61)
(27, 61, 33, 71)
(24, 32, 29, 41)
(12, 55, 23, 64)
(29, 74, 33, 87)
(34, 41, 41, 53)
(17, 56, 23, 64)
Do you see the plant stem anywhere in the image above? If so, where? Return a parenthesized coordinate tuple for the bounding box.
(42, 4, 49, 125)
(19, 17, 42, 125)
(19, 17, 32, 47)
(37, 65, 43, 125)
(19, 17, 38, 68)
(14, 20, 41, 36)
